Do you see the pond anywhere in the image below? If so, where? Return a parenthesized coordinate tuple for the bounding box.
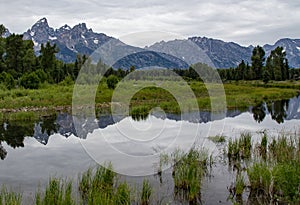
(0, 95, 299, 204)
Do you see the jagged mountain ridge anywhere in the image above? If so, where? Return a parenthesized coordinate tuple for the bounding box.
(22, 18, 112, 63)
(2, 18, 300, 68)
(21, 18, 189, 69)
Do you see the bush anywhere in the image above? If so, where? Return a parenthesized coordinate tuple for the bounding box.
(34, 69, 48, 83)
(0, 72, 15, 89)
(106, 75, 119, 89)
(59, 75, 74, 86)
(20, 72, 40, 89)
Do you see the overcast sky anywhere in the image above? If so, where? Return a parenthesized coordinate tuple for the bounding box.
(0, 0, 299, 46)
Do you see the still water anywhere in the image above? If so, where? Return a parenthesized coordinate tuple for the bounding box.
(0, 96, 299, 204)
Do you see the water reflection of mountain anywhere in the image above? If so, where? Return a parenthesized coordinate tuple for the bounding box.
(0, 95, 299, 160)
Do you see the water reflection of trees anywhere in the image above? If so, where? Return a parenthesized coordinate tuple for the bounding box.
(0, 120, 34, 160)
(252, 99, 289, 123)
(0, 115, 57, 160)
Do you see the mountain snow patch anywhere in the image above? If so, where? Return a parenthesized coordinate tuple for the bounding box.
(49, 36, 57, 40)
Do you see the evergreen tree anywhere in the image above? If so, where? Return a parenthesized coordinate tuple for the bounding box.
(235, 60, 246, 80)
(265, 46, 288, 81)
(5, 34, 25, 76)
(40, 42, 58, 72)
(22, 40, 36, 73)
(251, 45, 265, 80)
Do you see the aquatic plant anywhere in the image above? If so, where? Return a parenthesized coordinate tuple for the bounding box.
(208, 135, 226, 143)
(172, 148, 208, 203)
(141, 179, 152, 205)
(115, 182, 131, 205)
(78, 163, 116, 204)
(35, 178, 74, 205)
(235, 174, 245, 197)
(0, 187, 22, 205)
(272, 162, 300, 202)
(228, 132, 252, 161)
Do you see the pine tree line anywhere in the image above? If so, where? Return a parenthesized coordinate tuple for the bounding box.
(0, 25, 90, 89)
(218, 45, 300, 83)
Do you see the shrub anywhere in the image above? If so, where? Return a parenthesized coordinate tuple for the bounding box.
(106, 75, 119, 89)
(0, 72, 15, 89)
(20, 72, 40, 89)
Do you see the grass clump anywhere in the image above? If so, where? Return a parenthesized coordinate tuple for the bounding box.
(115, 182, 131, 205)
(235, 174, 245, 197)
(247, 162, 272, 195)
(208, 135, 226, 143)
(171, 148, 208, 204)
(141, 180, 152, 205)
(228, 132, 252, 161)
(0, 187, 22, 205)
(272, 162, 300, 202)
(247, 134, 300, 203)
(78, 163, 116, 204)
(35, 178, 75, 205)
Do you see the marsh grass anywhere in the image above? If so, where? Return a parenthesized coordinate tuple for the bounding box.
(0, 186, 22, 205)
(78, 163, 116, 204)
(235, 174, 245, 197)
(170, 148, 209, 204)
(35, 178, 75, 205)
(208, 135, 226, 143)
(115, 182, 131, 205)
(141, 180, 152, 205)
(228, 132, 252, 161)
(245, 134, 300, 203)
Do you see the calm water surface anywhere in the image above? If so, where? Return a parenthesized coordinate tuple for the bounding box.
(0, 96, 299, 204)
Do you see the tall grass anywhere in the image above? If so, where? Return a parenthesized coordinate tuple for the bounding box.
(78, 163, 116, 204)
(171, 148, 208, 203)
(35, 178, 75, 205)
(0, 187, 22, 205)
(228, 132, 252, 161)
(247, 134, 300, 203)
(141, 180, 152, 205)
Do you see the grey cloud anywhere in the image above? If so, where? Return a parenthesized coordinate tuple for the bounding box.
(0, 0, 299, 46)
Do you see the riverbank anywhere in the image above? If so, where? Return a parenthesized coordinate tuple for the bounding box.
(0, 80, 299, 121)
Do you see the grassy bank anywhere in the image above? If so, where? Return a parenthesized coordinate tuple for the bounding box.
(0, 80, 299, 120)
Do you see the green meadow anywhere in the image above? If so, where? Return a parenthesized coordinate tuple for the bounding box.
(0, 80, 299, 120)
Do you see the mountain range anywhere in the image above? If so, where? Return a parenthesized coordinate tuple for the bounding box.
(3, 18, 300, 69)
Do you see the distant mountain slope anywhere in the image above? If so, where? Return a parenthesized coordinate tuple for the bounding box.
(188, 37, 253, 68)
(113, 50, 189, 69)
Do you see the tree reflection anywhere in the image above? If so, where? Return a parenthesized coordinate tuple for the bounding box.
(267, 99, 289, 124)
(252, 103, 267, 123)
(252, 99, 289, 124)
(0, 143, 7, 160)
(0, 114, 57, 160)
(0, 120, 34, 160)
